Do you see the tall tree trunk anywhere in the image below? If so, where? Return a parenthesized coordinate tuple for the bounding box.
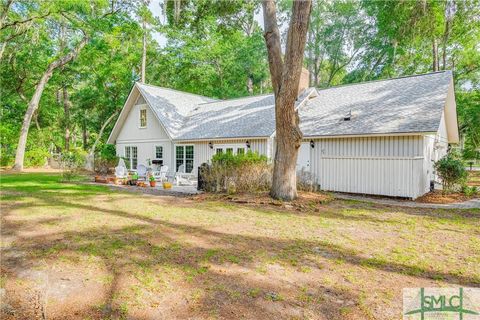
(85, 111, 119, 171)
(141, 19, 147, 83)
(82, 118, 88, 150)
(13, 36, 88, 171)
(63, 87, 71, 151)
(432, 37, 438, 72)
(263, 0, 312, 200)
(247, 77, 254, 95)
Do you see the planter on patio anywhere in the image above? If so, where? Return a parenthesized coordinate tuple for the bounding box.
(163, 182, 172, 189)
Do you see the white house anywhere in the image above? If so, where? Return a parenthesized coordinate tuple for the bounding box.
(107, 70, 459, 199)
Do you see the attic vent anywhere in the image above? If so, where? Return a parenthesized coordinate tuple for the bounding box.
(343, 110, 352, 121)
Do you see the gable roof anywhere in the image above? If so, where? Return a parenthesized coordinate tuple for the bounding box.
(108, 71, 457, 144)
(136, 83, 216, 137)
(300, 71, 455, 138)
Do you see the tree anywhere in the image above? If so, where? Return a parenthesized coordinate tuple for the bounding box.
(13, 35, 88, 171)
(262, 0, 312, 200)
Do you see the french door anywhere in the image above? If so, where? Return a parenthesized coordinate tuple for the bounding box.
(175, 145, 194, 173)
(125, 146, 138, 170)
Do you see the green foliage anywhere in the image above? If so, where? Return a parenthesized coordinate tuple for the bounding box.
(24, 148, 50, 167)
(434, 154, 467, 192)
(61, 148, 87, 181)
(203, 151, 271, 193)
(99, 144, 117, 162)
(212, 150, 268, 167)
(462, 185, 478, 197)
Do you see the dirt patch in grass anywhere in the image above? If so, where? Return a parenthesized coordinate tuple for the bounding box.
(192, 191, 334, 212)
(416, 191, 476, 204)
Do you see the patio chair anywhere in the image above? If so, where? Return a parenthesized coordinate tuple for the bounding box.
(137, 164, 147, 180)
(153, 165, 169, 182)
(175, 165, 195, 186)
(114, 166, 128, 179)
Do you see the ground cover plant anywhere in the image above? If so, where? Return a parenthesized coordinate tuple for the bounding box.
(1, 173, 479, 319)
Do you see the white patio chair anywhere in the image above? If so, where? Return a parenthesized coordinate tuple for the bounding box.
(175, 164, 194, 186)
(153, 165, 169, 182)
(137, 164, 147, 180)
(114, 166, 128, 179)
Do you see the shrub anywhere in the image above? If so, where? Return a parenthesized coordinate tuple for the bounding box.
(95, 144, 118, 174)
(60, 148, 87, 181)
(201, 151, 271, 193)
(297, 169, 318, 192)
(24, 148, 50, 167)
(462, 185, 478, 197)
(434, 154, 467, 193)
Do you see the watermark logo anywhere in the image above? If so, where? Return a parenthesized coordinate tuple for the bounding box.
(403, 288, 480, 320)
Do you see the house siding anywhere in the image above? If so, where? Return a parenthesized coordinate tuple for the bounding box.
(308, 136, 426, 198)
(422, 111, 449, 193)
(116, 97, 173, 170)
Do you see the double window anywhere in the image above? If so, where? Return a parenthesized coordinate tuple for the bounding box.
(139, 108, 147, 128)
(176, 145, 194, 173)
(125, 146, 138, 170)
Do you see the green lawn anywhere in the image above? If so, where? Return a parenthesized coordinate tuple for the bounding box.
(1, 173, 479, 320)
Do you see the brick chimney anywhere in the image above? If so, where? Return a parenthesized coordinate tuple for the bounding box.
(298, 67, 310, 96)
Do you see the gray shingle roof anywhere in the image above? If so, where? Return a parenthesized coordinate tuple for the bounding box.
(300, 71, 452, 137)
(176, 94, 277, 140)
(136, 83, 216, 137)
(136, 71, 452, 140)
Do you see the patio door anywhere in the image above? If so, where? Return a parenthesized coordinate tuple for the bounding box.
(125, 146, 138, 170)
(175, 145, 194, 173)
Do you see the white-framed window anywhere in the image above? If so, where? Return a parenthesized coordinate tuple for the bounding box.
(175, 145, 194, 173)
(139, 108, 147, 128)
(125, 146, 138, 169)
(214, 145, 246, 156)
(155, 145, 163, 159)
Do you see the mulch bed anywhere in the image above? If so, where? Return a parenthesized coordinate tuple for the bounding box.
(191, 191, 334, 212)
(415, 191, 475, 204)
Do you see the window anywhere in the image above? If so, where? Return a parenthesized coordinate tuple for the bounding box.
(155, 146, 163, 159)
(125, 146, 138, 169)
(139, 108, 147, 127)
(175, 145, 194, 173)
(214, 146, 245, 156)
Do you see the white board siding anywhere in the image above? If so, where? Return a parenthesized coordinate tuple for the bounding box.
(309, 136, 425, 198)
(117, 99, 170, 142)
(422, 112, 449, 192)
(115, 97, 173, 170)
(116, 141, 173, 170)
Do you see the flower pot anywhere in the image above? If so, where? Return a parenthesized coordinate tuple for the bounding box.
(163, 182, 172, 189)
(150, 181, 156, 187)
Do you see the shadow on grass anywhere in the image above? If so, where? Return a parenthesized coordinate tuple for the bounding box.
(1, 173, 479, 318)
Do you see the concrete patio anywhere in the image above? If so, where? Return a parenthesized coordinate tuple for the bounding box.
(89, 181, 201, 196)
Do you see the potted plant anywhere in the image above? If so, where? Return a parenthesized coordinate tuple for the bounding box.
(129, 172, 138, 186)
(149, 175, 156, 187)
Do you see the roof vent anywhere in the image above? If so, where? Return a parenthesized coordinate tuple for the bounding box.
(343, 110, 352, 121)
